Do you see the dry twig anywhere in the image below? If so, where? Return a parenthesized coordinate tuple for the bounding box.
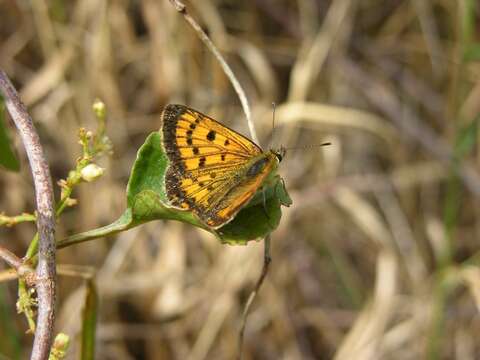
(237, 235, 271, 360)
(168, 0, 258, 144)
(0, 70, 56, 360)
(0, 246, 37, 285)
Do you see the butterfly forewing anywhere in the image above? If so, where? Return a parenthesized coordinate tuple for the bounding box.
(161, 104, 277, 228)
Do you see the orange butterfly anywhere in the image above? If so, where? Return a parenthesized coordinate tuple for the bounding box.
(161, 104, 286, 228)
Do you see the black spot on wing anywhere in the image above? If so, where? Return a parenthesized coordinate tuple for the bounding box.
(207, 130, 216, 141)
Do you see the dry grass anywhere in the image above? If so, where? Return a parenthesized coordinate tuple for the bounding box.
(1, 0, 480, 359)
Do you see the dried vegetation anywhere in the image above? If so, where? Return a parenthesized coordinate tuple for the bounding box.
(1, 0, 480, 359)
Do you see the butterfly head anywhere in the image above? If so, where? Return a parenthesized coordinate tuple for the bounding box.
(272, 146, 286, 163)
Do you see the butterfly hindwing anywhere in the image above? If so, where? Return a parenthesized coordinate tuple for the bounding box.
(161, 104, 278, 228)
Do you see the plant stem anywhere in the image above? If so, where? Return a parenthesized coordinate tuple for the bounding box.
(168, 0, 258, 144)
(0, 245, 24, 270)
(0, 69, 56, 360)
(237, 235, 271, 360)
(0, 213, 36, 227)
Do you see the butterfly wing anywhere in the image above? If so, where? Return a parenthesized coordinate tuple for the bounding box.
(200, 156, 278, 227)
(161, 104, 274, 228)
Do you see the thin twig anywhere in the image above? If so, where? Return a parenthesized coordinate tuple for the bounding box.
(0, 246, 37, 285)
(0, 70, 56, 360)
(0, 212, 37, 227)
(0, 269, 18, 283)
(168, 0, 259, 144)
(0, 265, 95, 284)
(0, 245, 24, 270)
(237, 235, 272, 360)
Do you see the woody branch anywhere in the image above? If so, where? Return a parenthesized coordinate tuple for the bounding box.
(0, 70, 56, 360)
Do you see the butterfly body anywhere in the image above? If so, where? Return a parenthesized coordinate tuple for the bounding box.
(161, 104, 284, 228)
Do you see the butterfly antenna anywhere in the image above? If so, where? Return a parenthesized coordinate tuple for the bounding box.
(284, 142, 331, 152)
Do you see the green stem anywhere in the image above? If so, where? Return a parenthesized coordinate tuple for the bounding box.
(25, 186, 74, 261)
(56, 210, 134, 250)
(0, 213, 36, 227)
(81, 280, 97, 360)
(55, 187, 73, 217)
(26, 211, 134, 267)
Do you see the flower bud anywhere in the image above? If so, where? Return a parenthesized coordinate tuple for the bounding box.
(81, 163, 104, 182)
(92, 99, 106, 119)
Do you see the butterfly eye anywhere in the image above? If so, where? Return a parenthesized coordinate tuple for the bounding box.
(273, 148, 285, 162)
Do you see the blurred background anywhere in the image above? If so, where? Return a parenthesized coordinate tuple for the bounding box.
(1, 0, 480, 359)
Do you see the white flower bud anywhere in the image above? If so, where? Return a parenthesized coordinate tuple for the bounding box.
(81, 164, 104, 182)
(92, 99, 106, 118)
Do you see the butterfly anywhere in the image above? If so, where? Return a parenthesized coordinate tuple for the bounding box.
(161, 104, 286, 229)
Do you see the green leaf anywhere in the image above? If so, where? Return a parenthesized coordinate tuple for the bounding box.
(58, 131, 291, 248)
(81, 280, 97, 360)
(126, 131, 206, 229)
(126, 131, 291, 243)
(0, 96, 20, 172)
